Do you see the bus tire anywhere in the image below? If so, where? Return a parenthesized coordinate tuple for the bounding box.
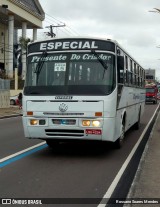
(114, 121, 125, 149)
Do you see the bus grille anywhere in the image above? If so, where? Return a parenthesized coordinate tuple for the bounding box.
(45, 129, 84, 137)
(52, 119, 76, 125)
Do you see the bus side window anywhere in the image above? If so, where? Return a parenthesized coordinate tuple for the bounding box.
(117, 56, 124, 84)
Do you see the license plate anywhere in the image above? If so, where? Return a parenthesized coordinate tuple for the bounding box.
(86, 129, 102, 135)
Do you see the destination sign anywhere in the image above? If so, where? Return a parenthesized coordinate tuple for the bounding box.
(40, 41, 98, 50)
(30, 53, 112, 63)
(28, 39, 115, 53)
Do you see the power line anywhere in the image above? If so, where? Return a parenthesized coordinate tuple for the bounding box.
(45, 13, 65, 25)
(44, 13, 80, 36)
(43, 17, 73, 36)
(41, 17, 73, 36)
(43, 21, 79, 36)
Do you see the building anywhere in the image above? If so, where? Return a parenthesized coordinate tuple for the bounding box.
(0, 0, 45, 79)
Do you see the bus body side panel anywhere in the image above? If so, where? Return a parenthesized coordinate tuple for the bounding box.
(116, 86, 145, 135)
(101, 88, 117, 142)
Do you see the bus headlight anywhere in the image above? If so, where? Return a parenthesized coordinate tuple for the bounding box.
(82, 120, 101, 127)
(30, 119, 38, 125)
(82, 120, 91, 126)
(92, 120, 101, 127)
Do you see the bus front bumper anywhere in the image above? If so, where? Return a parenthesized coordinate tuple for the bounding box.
(22, 116, 103, 141)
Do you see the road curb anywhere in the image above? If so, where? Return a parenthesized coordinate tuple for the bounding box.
(105, 103, 160, 207)
(124, 104, 160, 205)
(0, 114, 22, 119)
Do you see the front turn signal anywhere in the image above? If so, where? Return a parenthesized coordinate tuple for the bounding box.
(27, 111, 33, 116)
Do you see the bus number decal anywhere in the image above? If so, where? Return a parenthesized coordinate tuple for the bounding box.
(54, 63, 66, 71)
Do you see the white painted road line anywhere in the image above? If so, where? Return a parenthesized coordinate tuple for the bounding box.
(97, 103, 160, 207)
(0, 141, 46, 163)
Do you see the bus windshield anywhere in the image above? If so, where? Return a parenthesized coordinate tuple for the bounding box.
(146, 88, 155, 93)
(24, 52, 115, 95)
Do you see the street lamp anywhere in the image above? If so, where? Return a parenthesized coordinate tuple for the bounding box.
(149, 9, 160, 49)
(149, 8, 160, 13)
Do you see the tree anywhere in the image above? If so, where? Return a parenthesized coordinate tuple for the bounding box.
(17, 37, 31, 76)
(19, 37, 31, 50)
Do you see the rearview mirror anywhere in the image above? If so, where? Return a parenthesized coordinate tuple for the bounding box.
(117, 56, 124, 70)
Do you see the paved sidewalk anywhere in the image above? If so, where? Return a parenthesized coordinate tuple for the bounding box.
(0, 106, 22, 119)
(125, 110, 160, 206)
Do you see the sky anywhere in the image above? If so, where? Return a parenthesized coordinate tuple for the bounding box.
(37, 0, 160, 81)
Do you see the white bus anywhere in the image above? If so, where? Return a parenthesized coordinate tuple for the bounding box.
(22, 37, 145, 148)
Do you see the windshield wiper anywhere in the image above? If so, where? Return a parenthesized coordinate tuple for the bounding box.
(91, 50, 108, 70)
(91, 50, 108, 80)
(34, 51, 48, 81)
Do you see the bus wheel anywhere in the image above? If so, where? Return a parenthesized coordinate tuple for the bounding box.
(46, 140, 59, 148)
(114, 122, 125, 149)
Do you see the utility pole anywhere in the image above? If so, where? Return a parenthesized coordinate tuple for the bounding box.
(45, 24, 65, 38)
(2, 5, 8, 77)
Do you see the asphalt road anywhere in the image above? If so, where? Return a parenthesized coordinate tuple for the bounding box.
(0, 103, 158, 207)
